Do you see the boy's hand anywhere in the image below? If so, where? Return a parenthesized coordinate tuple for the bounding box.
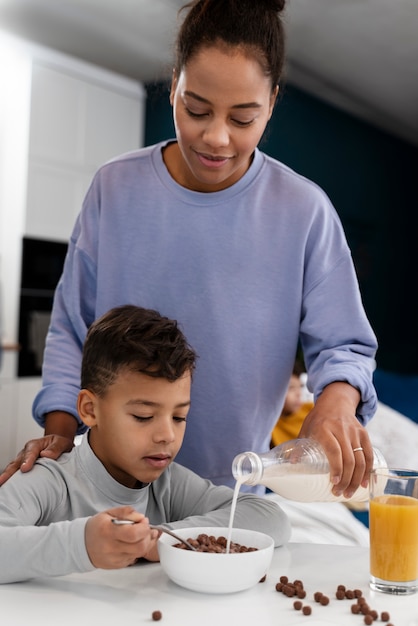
(0, 435, 74, 486)
(85, 506, 160, 569)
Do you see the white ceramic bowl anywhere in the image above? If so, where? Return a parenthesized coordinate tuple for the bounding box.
(157, 526, 274, 594)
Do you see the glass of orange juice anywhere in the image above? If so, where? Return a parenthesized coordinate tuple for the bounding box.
(369, 468, 418, 594)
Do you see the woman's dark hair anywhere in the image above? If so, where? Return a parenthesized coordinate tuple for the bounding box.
(175, 0, 286, 90)
(81, 305, 197, 396)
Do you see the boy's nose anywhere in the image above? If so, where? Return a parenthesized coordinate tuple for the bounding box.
(153, 419, 176, 443)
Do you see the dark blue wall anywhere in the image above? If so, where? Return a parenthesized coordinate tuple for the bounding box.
(144, 80, 418, 418)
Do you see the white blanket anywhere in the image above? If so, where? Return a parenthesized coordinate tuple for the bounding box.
(267, 494, 370, 546)
(366, 402, 418, 470)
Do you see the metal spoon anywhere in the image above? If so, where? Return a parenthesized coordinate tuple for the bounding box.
(111, 518, 197, 551)
(150, 524, 198, 551)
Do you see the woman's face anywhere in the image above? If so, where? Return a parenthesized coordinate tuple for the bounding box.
(168, 45, 278, 192)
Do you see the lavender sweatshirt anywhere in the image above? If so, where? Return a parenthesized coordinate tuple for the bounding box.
(33, 141, 378, 487)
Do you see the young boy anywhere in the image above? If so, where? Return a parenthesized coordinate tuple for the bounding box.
(0, 305, 290, 583)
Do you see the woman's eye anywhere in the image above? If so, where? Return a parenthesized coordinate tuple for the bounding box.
(185, 105, 254, 127)
(233, 118, 254, 127)
(173, 416, 187, 423)
(185, 107, 207, 119)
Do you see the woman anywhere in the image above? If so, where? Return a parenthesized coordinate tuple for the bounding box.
(0, 0, 377, 498)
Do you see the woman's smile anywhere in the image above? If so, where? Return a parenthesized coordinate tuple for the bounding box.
(195, 150, 232, 169)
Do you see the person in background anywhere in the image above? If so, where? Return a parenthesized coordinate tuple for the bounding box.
(0, 0, 378, 500)
(0, 305, 290, 584)
(271, 360, 314, 448)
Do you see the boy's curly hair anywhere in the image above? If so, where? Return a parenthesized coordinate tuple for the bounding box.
(81, 305, 197, 396)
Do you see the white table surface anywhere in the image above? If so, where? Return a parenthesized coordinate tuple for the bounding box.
(2, 543, 417, 626)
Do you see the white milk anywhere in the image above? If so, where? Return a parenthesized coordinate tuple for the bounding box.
(262, 472, 370, 503)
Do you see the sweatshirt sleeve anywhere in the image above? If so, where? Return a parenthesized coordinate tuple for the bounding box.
(301, 254, 378, 424)
(0, 519, 94, 583)
(153, 464, 291, 547)
(298, 191, 378, 423)
(0, 465, 95, 584)
(32, 184, 100, 432)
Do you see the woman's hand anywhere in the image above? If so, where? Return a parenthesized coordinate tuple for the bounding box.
(0, 435, 74, 486)
(298, 382, 374, 499)
(85, 507, 160, 569)
(0, 411, 78, 486)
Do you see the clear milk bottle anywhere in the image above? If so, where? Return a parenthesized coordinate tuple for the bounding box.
(231, 438, 387, 503)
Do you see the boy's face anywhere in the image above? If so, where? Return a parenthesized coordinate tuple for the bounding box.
(78, 368, 191, 488)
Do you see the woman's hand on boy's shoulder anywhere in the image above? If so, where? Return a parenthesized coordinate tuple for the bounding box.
(0, 435, 74, 486)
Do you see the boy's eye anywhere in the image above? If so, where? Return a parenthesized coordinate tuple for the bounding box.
(132, 415, 152, 422)
(131, 415, 187, 423)
(173, 416, 187, 424)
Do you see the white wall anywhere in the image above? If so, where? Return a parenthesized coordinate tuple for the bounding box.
(0, 29, 145, 349)
(0, 32, 32, 355)
(0, 30, 145, 463)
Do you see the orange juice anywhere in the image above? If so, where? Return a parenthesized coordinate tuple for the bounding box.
(370, 494, 418, 582)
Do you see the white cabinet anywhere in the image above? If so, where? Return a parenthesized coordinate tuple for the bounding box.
(0, 31, 145, 348)
(25, 50, 145, 242)
(25, 161, 89, 241)
(0, 33, 145, 458)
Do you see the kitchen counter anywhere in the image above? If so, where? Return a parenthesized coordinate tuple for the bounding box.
(1, 542, 417, 626)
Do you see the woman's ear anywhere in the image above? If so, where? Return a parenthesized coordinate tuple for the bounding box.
(268, 85, 279, 119)
(77, 389, 98, 429)
(169, 69, 178, 106)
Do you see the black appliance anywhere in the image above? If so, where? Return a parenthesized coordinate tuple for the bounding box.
(18, 237, 68, 377)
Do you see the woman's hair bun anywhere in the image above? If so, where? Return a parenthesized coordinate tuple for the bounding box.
(262, 0, 286, 12)
(182, 0, 286, 15)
